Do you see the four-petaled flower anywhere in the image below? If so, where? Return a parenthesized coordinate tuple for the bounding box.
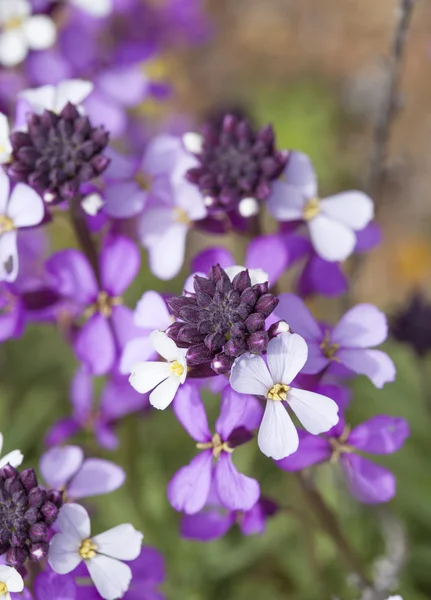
(0, 565, 24, 600)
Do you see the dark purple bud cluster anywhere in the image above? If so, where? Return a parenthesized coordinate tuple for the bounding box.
(391, 292, 431, 358)
(8, 103, 110, 205)
(185, 113, 287, 213)
(0, 465, 63, 567)
(166, 265, 278, 374)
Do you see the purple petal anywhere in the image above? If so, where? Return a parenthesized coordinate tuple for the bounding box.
(337, 348, 396, 388)
(173, 383, 211, 442)
(133, 290, 172, 330)
(341, 454, 396, 504)
(39, 446, 83, 489)
(104, 181, 147, 218)
(45, 249, 97, 306)
(74, 314, 116, 376)
(355, 223, 382, 253)
(85, 90, 127, 138)
(275, 293, 322, 341)
(100, 375, 148, 421)
(298, 254, 348, 297)
(100, 236, 140, 296)
(67, 458, 126, 500)
(130, 547, 165, 585)
(97, 66, 149, 107)
(246, 235, 288, 284)
(95, 423, 119, 451)
(70, 367, 93, 423)
(120, 337, 156, 375)
(276, 431, 331, 471)
(348, 415, 409, 455)
(215, 453, 260, 512)
(283, 234, 311, 264)
(216, 386, 263, 440)
(44, 418, 80, 447)
(0, 289, 24, 342)
(181, 509, 234, 541)
(284, 151, 318, 193)
(191, 247, 234, 276)
(167, 452, 213, 514)
(240, 501, 267, 536)
(34, 570, 77, 600)
(332, 304, 389, 348)
(110, 305, 141, 354)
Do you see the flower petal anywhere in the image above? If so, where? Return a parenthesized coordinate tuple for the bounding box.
(133, 291, 171, 330)
(48, 533, 82, 575)
(191, 247, 234, 275)
(266, 181, 307, 221)
(308, 214, 356, 262)
(246, 234, 289, 285)
(91, 524, 143, 561)
(0, 30, 27, 68)
(348, 415, 409, 455)
(23, 15, 57, 51)
(45, 249, 98, 306)
(7, 183, 44, 228)
(55, 79, 94, 113)
(215, 453, 260, 511)
(68, 459, 126, 500)
(230, 354, 273, 397)
(148, 223, 188, 281)
(337, 348, 396, 388)
(320, 191, 374, 231)
(288, 388, 339, 435)
(100, 236, 140, 296)
(275, 293, 322, 341)
(276, 430, 331, 471)
(258, 400, 299, 460)
(0, 230, 18, 282)
(129, 361, 171, 394)
(39, 446, 84, 489)
(0, 449, 23, 469)
(181, 510, 234, 541)
(149, 330, 179, 362)
(0, 565, 23, 592)
(167, 452, 213, 514)
(58, 503, 91, 542)
(86, 555, 132, 600)
(104, 181, 146, 218)
(216, 386, 263, 439)
(120, 337, 156, 374)
(0, 169, 10, 213)
(74, 314, 116, 376)
(332, 304, 388, 348)
(149, 375, 180, 410)
(173, 383, 211, 442)
(267, 332, 308, 384)
(298, 254, 348, 297)
(341, 454, 396, 504)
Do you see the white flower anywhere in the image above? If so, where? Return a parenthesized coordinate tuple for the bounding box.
(49, 504, 143, 600)
(0, 566, 24, 599)
(0, 114, 11, 164)
(129, 331, 188, 410)
(0, 0, 56, 68)
(224, 265, 268, 286)
(386, 596, 403, 600)
(230, 331, 339, 460)
(0, 433, 23, 469)
(18, 79, 94, 116)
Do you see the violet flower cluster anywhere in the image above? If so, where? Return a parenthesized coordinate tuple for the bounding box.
(0, 1, 410, 598)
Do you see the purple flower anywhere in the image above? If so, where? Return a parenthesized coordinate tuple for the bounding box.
(277, 415, 409, 504)
(45, 235, 140, 375)
(34, 569, 78, 600)
(39, 445, 125, 501)
(181, 496, 278, 542)
(276, 294, 396, 388)
(0, 170, 44, 282)
(167, 383, 262, 514)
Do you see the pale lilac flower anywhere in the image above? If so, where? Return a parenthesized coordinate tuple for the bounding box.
(277, 415, 409, 504)
(0, 0, 56, 67)
(0, 432, 23, 469)
(0, 565, 24, 599)
(230, 331, 339, 460)
(40, 445, 125, 501)
(276, 294, 396, 388)
(49, 504, 143, 600)
(0, 169, 44, 282)
(120, 291, 172, 375)
(129, 331, 188, 410)
(168, 383, 261, 514)
(267, 152, 374, 262)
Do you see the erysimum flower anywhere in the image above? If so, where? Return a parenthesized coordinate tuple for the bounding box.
(230, 331, 339, 460)
(267, 152, 374, 262)
(129, 331, 188, 410)
(17, 79, 94, 120)
(0, 565, 24, 599)
(277, 415, 409, 504)
(0, 169, 44, 282)
(0, 0, 56, 68)
(49, 503, 143, 600)
(276, 294, 396, 388)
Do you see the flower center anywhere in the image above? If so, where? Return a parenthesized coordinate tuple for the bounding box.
(4, 17, 23, 31)
(173, 207, 190, 224)
(135, 171, 151, 191)
(0, 582, 7, 595)
(84, 291, 122, 319)
(169, 360, 184, 377)
(79, 538, 98, 560)
(329, 426, 354, 462)
(196, 432, 233, 458)
(320, 331, 340, 360)
(267, 383, 290, 401)
(303, 197, 320, 221)
(0, 215, 14, 234)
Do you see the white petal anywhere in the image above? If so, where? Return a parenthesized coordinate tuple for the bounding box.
(0, 450, 23, 469)
(0, 433, 3, 455)
(238, 197, 260, 218)
(0, 169, 9, 214)
(230, 353, 274, 398)
(224, 265, 268, 286)
(18, 85, 56, 113)
(71, 0, 113, 16)
(55, 79, 94, 113)
(86, 555, 132, 600)
(0, 114, 11, 164)
(7, 183, 44, 227)
(81, 193, 104, 216)
(288, 388, 339, 434)
(320, 191, 374, 231)
(258, 400, 299, 460)
(129, 361, 171, 394)
(0, 30, 27, 68)
(182, 132, 204, 154)
(149, 375, 180, 410)
(0, 566, 23, 592)
(48, 533, 82, 575)
(23, 15, 56, 51)
(91, 524, 143, 560)
(308, 213, 356, 262)
(148, 222, 188, 281)
(267, 331, 308, 384)
(149, 330, 179, 362)
(58, 503, 91, 542)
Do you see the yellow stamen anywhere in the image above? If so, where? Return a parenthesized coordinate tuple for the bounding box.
(0, 582, 7, 595)
(84, 290, 123, 319)
(320, 331, 340, 361)
(135, 171, 151, 191)
(173, 207, 190, 225)
(0, 215, 14, 234)
(4, 17, 23, 31)
(267, 383, 290, 401)
(170, 360, 184, 377)
(329, 425, 354, 463)
(196, 432, 233, 458)
(303, 197, 320, 221)
(79, 538, 98, 560)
